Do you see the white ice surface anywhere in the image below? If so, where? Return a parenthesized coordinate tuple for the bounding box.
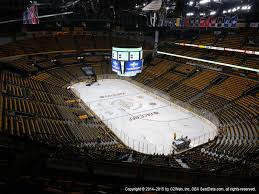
(72, 79, 217, 155)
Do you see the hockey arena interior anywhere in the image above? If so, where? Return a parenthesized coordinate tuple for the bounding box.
(0, 0, 258, 193)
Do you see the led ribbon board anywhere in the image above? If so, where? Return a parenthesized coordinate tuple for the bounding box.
(157, 51, 259, 73)
(175, 43, 259, 56)
(112, 47, 143, 77)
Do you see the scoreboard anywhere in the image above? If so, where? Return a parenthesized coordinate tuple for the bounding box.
(112, 47, 143, 77)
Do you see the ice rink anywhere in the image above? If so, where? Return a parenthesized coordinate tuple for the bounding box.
(72, 79, 218, 155)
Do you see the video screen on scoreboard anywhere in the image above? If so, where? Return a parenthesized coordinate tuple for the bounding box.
(117, 52, 129, 61)
(112, 47, 143, 77)
(81, 66, 95, 76)
(129, 52, 140, 61)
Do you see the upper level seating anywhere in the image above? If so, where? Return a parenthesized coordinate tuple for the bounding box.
(35, 37, 61, 51)
(57, 57, 78, 64)
(193, 33, 216, 45)
(243, 29, 259, 52)
(32, 72, 68, 87)
(183, 70, 220, 90)
(162, 29, 259, 74)
(11, 58, 39, 72)
(216, 33, 245, 48)
(174, 64, 197, 75)
(95, 35, 111, 49)
(57, 35, 77, 50)
(215, 54, 243, 66)
(244, 57, 259, 69)
(0, 33, 150, 59)
(207, 76, 258, 101)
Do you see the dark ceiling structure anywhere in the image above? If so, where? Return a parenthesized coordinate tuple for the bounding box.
(0, 0, 258, 32)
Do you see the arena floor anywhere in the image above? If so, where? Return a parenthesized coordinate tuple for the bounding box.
(72, 79, 217, 155)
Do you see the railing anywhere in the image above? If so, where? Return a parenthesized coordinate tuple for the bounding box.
(102, 120, 167, 155)
(71, 74, 219, 155)
(188, 131, 218, 148)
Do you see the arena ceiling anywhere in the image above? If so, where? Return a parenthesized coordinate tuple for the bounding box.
(0, 0, 258, 31)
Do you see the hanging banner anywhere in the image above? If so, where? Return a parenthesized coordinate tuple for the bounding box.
(210, 18, 217, 27)
(205, 17, 210, 27)
(250, 22, 259, 28)
(189, 18, 195, 27)
(224, 17, 231, 28)
(230, 15, 238, 28)
(162, 16, 252, 29)
(195, 17, 200, 27)
(216, 17, 223, 28)
(23, 4, 39, 24)
(184, 18, 190, 27)
(175, 18, 181, 27)
(200, 18, 206, 27)
(180, 18, 185, 28)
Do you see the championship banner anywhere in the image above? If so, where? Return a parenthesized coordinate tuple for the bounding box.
(195, 18, 200, 27)
(189, 18, 195, 27)
(180, 18, 185, 28)
(200, 18, 206, 27)
(163, 18, 176, 27)
(205, 17, 210, 27)
(250, 22, 259, 28)
(210, 18, 217, 27)
(175, 18, 181, 27)
(23, 4, 39, 24)
(163, 16, 250, 29)
(230, 16, 238, 28)
(216, 17, 223, 28)
(184, 18, 190, 27)
(224, 17, 230, 28)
